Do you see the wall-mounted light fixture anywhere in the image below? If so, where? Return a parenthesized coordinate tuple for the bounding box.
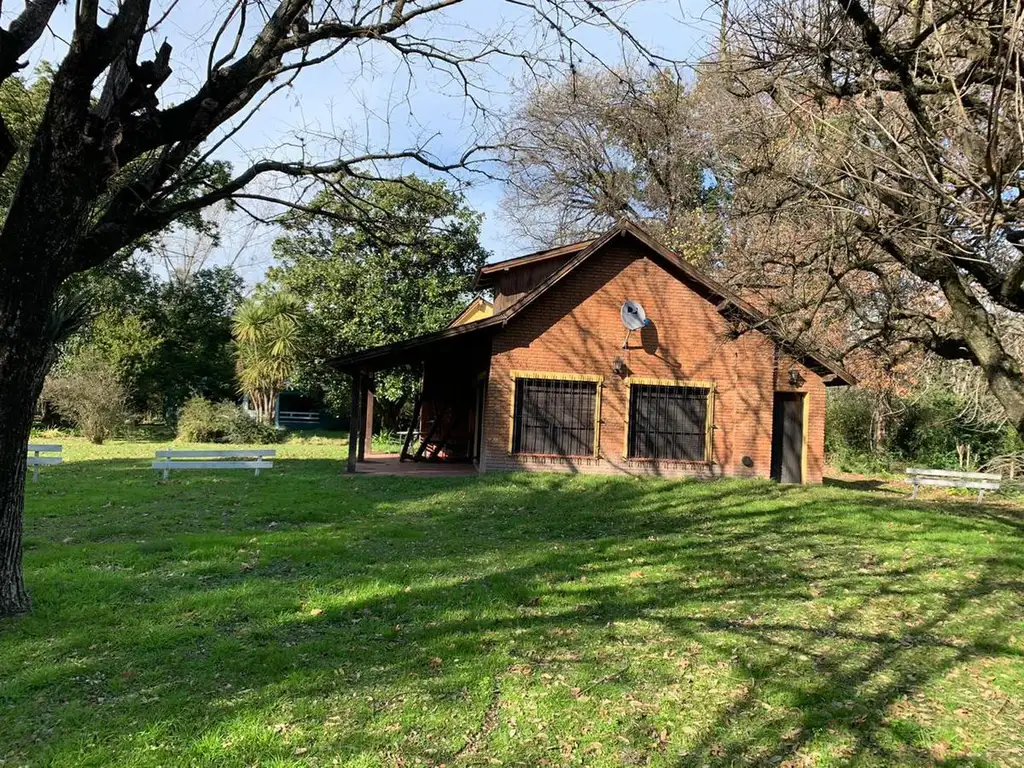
(613, 357, 627, 376)
(788, 369, 804, 387)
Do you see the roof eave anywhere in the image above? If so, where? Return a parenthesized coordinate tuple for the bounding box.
(327, 314, 505, 372)
(474, 239, 595, 291)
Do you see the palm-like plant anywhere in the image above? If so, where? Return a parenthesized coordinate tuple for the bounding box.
(233, 292, 303, 424)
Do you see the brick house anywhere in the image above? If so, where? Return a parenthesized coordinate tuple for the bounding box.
(332, 222, 854, 483)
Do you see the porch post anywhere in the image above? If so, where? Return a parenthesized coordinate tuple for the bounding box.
(358, 374, 374, 461)
(346, 370, 362, 474)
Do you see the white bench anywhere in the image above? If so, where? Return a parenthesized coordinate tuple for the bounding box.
(153, 449, 276, 479)
(278, 410, 319, 424)
(905, 468, 1001, 501)
(27, 444, 62, 482)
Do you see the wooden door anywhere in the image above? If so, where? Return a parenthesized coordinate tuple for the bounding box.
(771, 393, 804, 484)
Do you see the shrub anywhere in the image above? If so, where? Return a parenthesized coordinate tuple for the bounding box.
(176, 396, 223, 443)
(892, 389, 1005, 470)
(176, 396, 283, 444)
(825, 385, 1010, 473)
(42, 352, 131, 444)
(217, 402, 283, 444)
(825, 388, 878, 456)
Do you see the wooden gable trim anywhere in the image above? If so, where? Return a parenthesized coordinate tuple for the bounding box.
(474, 239, 596, 290)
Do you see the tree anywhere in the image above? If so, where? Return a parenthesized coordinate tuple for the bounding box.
(153, 267, 244, 419)
(42, 350, 131, 444)
(722, 0, 1024, 436)
(502, 66, 723, 261)
(233, 292, 303, 425)
(59, 261, 243, 419)
(269, 176, 488, 427)
(0, 0, 654, 616)
(0, 69, 236, 419)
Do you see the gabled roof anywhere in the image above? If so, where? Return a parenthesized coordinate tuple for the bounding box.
(448, 295, 494, 327)
(331, 221, 856, 385)
(474, 239, 596, 290)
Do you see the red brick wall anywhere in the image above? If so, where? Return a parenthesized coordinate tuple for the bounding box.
(479, 239, 827, 482)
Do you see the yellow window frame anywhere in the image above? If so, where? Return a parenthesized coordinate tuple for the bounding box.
(508, 370, 603, 457)
(623, 377, 716, 461)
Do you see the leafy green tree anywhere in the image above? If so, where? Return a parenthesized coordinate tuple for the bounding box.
(60, 263, 243, 420)
(233, 292, 304, 424)
(153, 267, 244, 419)
(85, 311, 163, 398)
(0, 70, 49, 222)
(269, 176, 489, 428)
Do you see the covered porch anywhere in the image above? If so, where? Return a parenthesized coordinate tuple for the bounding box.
(330, 318, 501, 473)
(347, 453, 482, 477)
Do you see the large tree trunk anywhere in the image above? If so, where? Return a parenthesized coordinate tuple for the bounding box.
(0, 291, 58, 617)
(0, 392, 37, 616)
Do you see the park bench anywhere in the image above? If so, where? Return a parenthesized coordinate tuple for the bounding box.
(153, 449, 276, 479)
(27, 444, 62, 482)
(905, 467, 1001, 501)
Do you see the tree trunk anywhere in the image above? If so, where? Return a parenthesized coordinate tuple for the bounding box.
(0, 313, 55, 617)
(0, 403, 35, 617)
(870, 394, 888, 453)
(0, 272, 60, 617)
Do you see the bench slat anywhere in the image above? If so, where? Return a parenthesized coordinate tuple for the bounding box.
(905, 477, 1001, 490)
(25, 444, 62, 482)
(154, 449, 277, 458)
(906, 467, 1000, 481)
(152, 460, 273, 470)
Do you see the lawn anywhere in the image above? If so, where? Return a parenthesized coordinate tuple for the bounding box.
(2, 435, 1023, 767)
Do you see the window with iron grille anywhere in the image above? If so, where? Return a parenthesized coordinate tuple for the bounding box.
(627, 383, 710, 460)
(512, 377, 598, 456)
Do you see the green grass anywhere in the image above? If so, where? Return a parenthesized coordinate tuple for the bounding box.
(2, 436, 1023, 767)
(371, 430, 405, 455)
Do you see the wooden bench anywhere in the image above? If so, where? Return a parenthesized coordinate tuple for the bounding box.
(905, 468, 1001, 501)
(153, 449, 276, 479)
(27, 444, 62, 482)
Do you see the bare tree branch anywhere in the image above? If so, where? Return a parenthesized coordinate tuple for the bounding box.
(0, 0, 63, 82)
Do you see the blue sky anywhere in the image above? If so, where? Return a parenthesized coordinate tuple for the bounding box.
(15, 0, 715, 281)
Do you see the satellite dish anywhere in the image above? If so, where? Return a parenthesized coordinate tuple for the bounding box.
(620, 300, 650, 331)
(620, 300, 651, 349)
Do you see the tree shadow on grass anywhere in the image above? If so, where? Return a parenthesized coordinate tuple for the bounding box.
(4, 468, 1023, 766)
(825, 476, 901, 494)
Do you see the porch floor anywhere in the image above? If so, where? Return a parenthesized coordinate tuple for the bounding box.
(350, 453, 479, 477)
